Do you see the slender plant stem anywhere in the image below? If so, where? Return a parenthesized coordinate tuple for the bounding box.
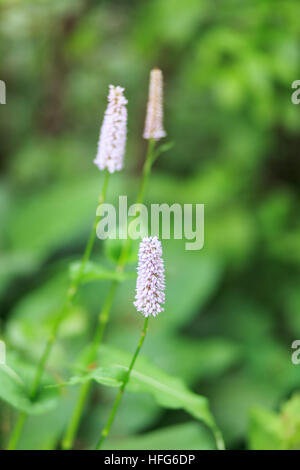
(62, 139, 156, 450)
(7, 171, 110, 450)
(214, 427, 225, 451)
(95, 317, 149, 450)
(6, 412, 26, 451)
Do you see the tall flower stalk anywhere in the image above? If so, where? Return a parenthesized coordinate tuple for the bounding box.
(96, 236, 165, 449)
(62, 68, 167, 450)
(62, 139, 156, 450)
(96, 317, 149, 450)
(7, 84, 128, 450)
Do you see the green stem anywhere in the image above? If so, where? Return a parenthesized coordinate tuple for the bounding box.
(62, 139, 156, 450)
(136, 139, 155, 204)
(95, 317, 149, 450)
(61, 281, 118, 450)
(213, 426, 225, 451)
(7, 171, 110, 450)
(115, 138, 155, 269)
(6, 412, 26, 451)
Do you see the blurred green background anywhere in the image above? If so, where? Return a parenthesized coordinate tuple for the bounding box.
(1, 0, 300, 450)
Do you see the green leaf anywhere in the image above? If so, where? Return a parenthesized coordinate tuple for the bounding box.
(281, 393, 300, 450)
(104, 238, 139, 265)
(67, 366, 125, 388)
(151, 141, 174, 164)
(5, 269, 88, 361)
(104, 393, 162, 438)
(249, 393, 300, 450)
(64, 345, 224, 449)
(249, 407, 282, 450)
(0, 252, 38, 298)
(7, 176, 102, 261)
(15, 388, 80, 450)
(70, 260, 134, 283)
(162, 248, 223, 330)
(0, 356, 58, 414)
(105, 422, 216, 450)
(147, 335, 241, 384)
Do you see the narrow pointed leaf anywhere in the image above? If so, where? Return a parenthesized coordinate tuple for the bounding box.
(63, 345, 224, 448)
(0, 357, 58, 414)
(70, 260, 134, 283)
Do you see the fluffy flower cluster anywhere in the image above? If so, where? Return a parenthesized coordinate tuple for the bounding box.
(94, 85, 127, 173)
(134, 236, 165, 317)
(143, 68, 166, 141)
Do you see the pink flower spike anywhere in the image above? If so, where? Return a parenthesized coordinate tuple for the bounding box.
(134, 236, 165, 318)
(94, 85, 127, 173)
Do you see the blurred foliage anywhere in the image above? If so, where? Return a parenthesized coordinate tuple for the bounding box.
(0, 0, 300, 450)
(249, 393, 300, 450)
